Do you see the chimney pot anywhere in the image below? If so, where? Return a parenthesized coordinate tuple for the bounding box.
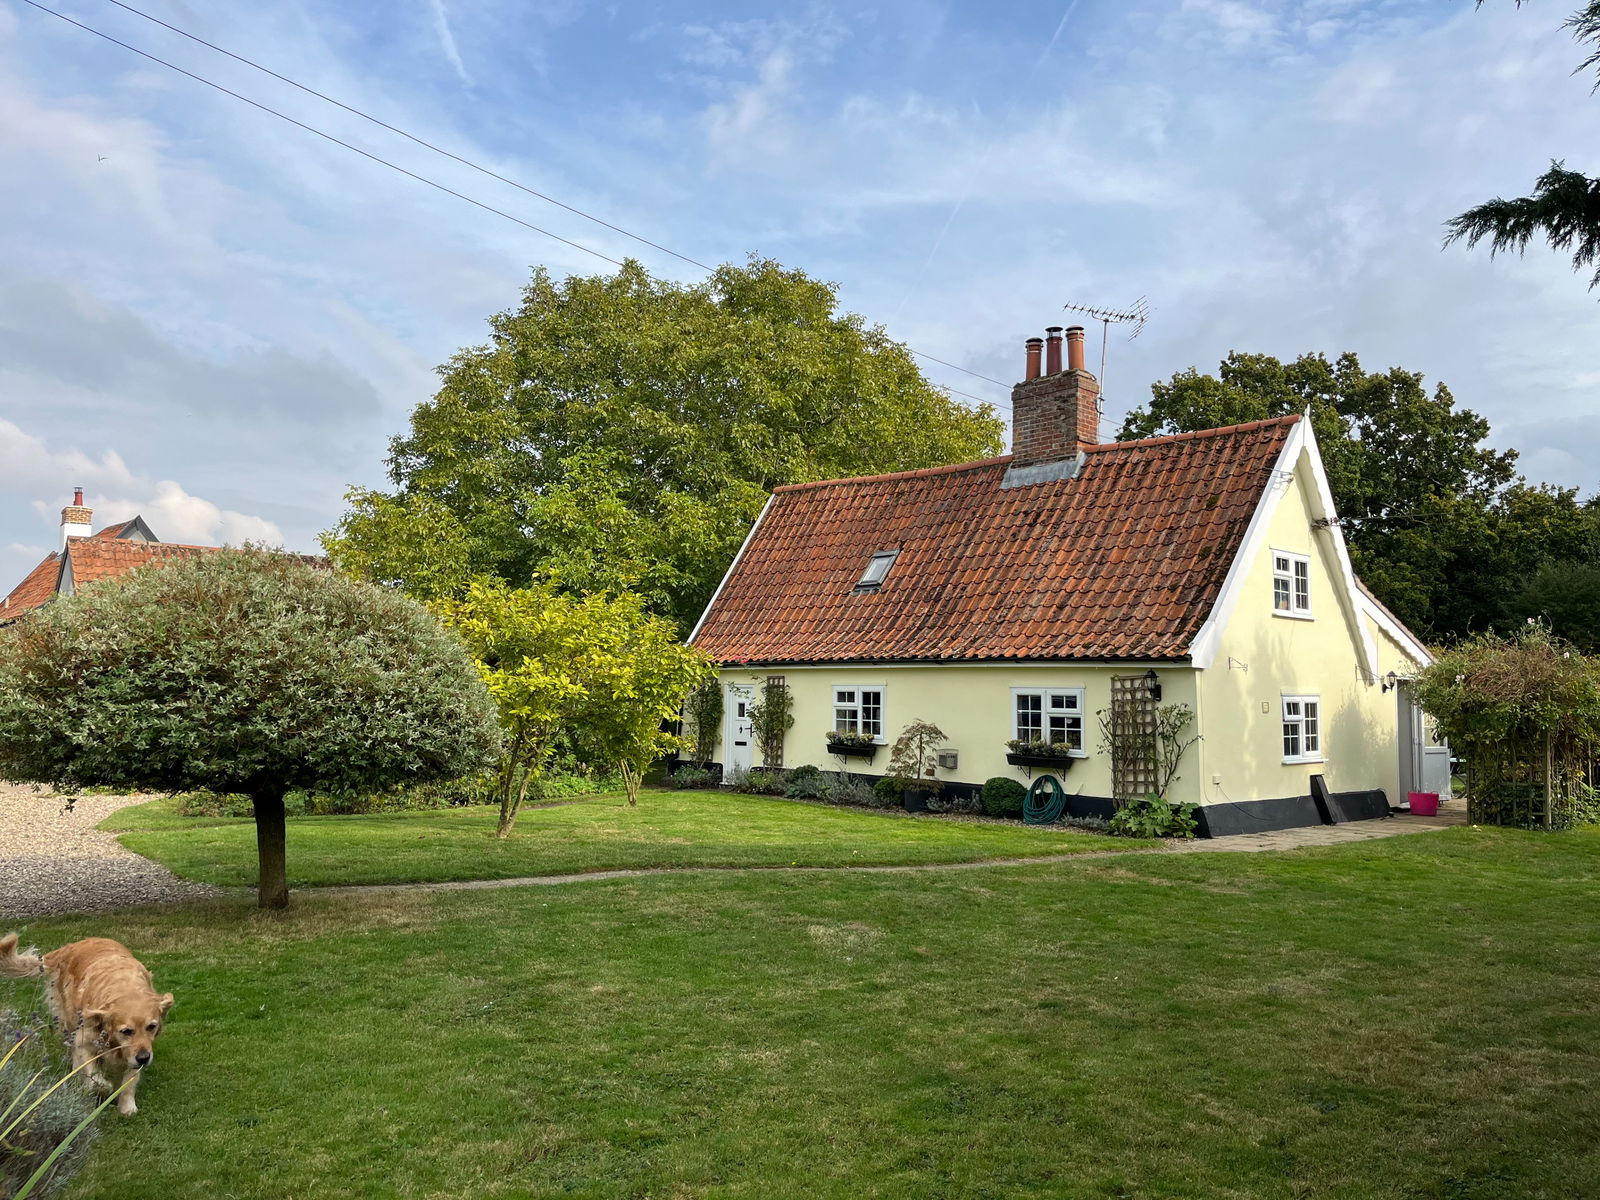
(1024, 337, 1043, 381)
(1065, 325, 1086, 372)
(1044, 327, 1063, 375)
(60, 487, 94, 549)
(1008, 325, 1101, 467)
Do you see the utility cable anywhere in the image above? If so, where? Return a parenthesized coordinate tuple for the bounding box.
(26, 0, 1013, 405)
(20, 0, 625, 267)
(100, 0, 714, 272)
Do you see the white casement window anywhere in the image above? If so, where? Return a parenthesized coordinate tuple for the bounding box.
(1013, 688, 1087, 754)
(833, 685, 886, 739)
(1272, 550, 1312, 617)
(1282, 695, 1323, 762)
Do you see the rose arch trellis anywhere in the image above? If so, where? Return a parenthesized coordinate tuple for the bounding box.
(1413, 624, 1600, 829)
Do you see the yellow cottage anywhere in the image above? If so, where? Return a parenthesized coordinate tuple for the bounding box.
(689, 325, 1446, 836)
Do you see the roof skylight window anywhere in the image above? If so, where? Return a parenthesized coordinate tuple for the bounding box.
(854, 550, 899, 592)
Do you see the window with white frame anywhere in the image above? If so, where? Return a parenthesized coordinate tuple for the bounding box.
(1272, 550, 1312, 616)
(1282, 695, 1322, 762)
(833, 685, 885, 738)
(1013, 688, 1087, 753)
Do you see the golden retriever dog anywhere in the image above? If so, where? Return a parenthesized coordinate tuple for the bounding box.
(0, 933, 173, 1116)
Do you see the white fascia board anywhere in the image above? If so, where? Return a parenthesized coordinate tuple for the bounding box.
(1298, 419, 1379, 679)
(734, 659, 1194, 672)
(1186, 420, 1305, 669)
(1187, 418, 1380, 678)
(686, 493, 775, 646)
(1360, 594, 1433, 667)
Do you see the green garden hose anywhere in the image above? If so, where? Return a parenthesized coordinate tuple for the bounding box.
(1024, 775, 1068, 825)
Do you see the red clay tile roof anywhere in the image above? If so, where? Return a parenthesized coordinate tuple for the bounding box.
(0, 539, 217, 623)
(0, 553, 64, 622)
(95, 520, 134, 538)
(62, 539, 215, 592)
(691, 415, 1300, 664)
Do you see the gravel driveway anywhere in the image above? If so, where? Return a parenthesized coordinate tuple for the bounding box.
(0, 783, 225, 921)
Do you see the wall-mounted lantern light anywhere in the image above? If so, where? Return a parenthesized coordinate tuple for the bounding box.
(1380, 670, 1399, 694)
(1143, 669, 1163, 702)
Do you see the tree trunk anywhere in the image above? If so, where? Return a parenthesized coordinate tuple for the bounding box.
(496, 762, 518, 839)
(620, 761, 642, 807)
(254, 791, 289, 910)
(497, 760, 535, 839)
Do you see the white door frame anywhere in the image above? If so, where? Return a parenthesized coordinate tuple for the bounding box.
(724, 682, 755, 775)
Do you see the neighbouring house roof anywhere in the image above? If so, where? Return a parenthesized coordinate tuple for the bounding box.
(0, 554, 65, 622)
(0, 518, 218, 624)
(58, 539, 215, 597)
(692, 415, 1301, 665)
(93, 515, 158, 542)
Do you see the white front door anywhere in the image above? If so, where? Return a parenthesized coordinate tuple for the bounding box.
(725, 683, 755, 774)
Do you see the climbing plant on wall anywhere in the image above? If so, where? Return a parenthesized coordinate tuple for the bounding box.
(748, 678, 794, 769)
(683, 679, 724, 764)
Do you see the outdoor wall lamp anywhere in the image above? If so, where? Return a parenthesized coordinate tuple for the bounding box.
(1380, 670, 1399, 694)
(1143, 669, 1162, 702)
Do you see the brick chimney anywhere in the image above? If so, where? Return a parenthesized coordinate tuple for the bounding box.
(60, 487, 92, 548)
(1007, 325, 1101, 473)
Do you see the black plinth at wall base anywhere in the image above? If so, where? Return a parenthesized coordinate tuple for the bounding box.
(1325, 788, 1391, 823)
(1193, 789, 1392, 838)
(1064, 793, 1117, 821)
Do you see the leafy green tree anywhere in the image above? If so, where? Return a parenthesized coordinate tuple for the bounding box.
(1121, 350, 1596, 639)
(1446, 4, 1600, 289)
(325, 258, 1004, 629)
(1508, 559, 1600, 651)
(434, 579, 711, 831)
(0, 552, 500, 908)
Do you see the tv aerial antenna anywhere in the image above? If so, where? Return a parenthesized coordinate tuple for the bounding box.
(1061, 296, 1151, 398)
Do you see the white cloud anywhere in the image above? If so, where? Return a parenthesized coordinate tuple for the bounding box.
(0, 417, 283, 551)
(427, 0, 472, 85)
(1181, 0, 1281, 50)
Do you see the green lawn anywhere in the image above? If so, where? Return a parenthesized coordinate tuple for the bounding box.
(8, 824, 1599, 1199)
(102, 790, 1122, 888)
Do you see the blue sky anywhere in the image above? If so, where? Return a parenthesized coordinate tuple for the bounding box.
(1, 0, 1597, 587)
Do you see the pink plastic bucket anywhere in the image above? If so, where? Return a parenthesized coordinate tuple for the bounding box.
(1407, 791, 1440, 817)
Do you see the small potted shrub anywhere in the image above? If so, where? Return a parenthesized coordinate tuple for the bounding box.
(1005, 738, 1077, 769)
(825, 729, 880, 760)
(887, 720, 947, 812)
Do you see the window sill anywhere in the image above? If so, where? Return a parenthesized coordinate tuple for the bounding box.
(1272, 610, 1315, 621)
(1282, 756, 1326, 765)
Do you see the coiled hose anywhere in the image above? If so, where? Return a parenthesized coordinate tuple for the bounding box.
(1023, 774, 1068, 825)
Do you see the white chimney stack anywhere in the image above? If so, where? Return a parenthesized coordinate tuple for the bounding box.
(60, 487, 92, 549)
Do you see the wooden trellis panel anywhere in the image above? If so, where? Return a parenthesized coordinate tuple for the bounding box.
(1109, 675, 1159, 802)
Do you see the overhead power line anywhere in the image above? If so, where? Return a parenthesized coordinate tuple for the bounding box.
(100, 0, 714, 272)
(25, 0, 1014, 407)
(20, 0, 625, 267)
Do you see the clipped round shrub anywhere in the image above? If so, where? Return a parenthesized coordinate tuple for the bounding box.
(871, 776, 904, 808)
(0, 549, 501, 907)
(982, 776, 1027, 818)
